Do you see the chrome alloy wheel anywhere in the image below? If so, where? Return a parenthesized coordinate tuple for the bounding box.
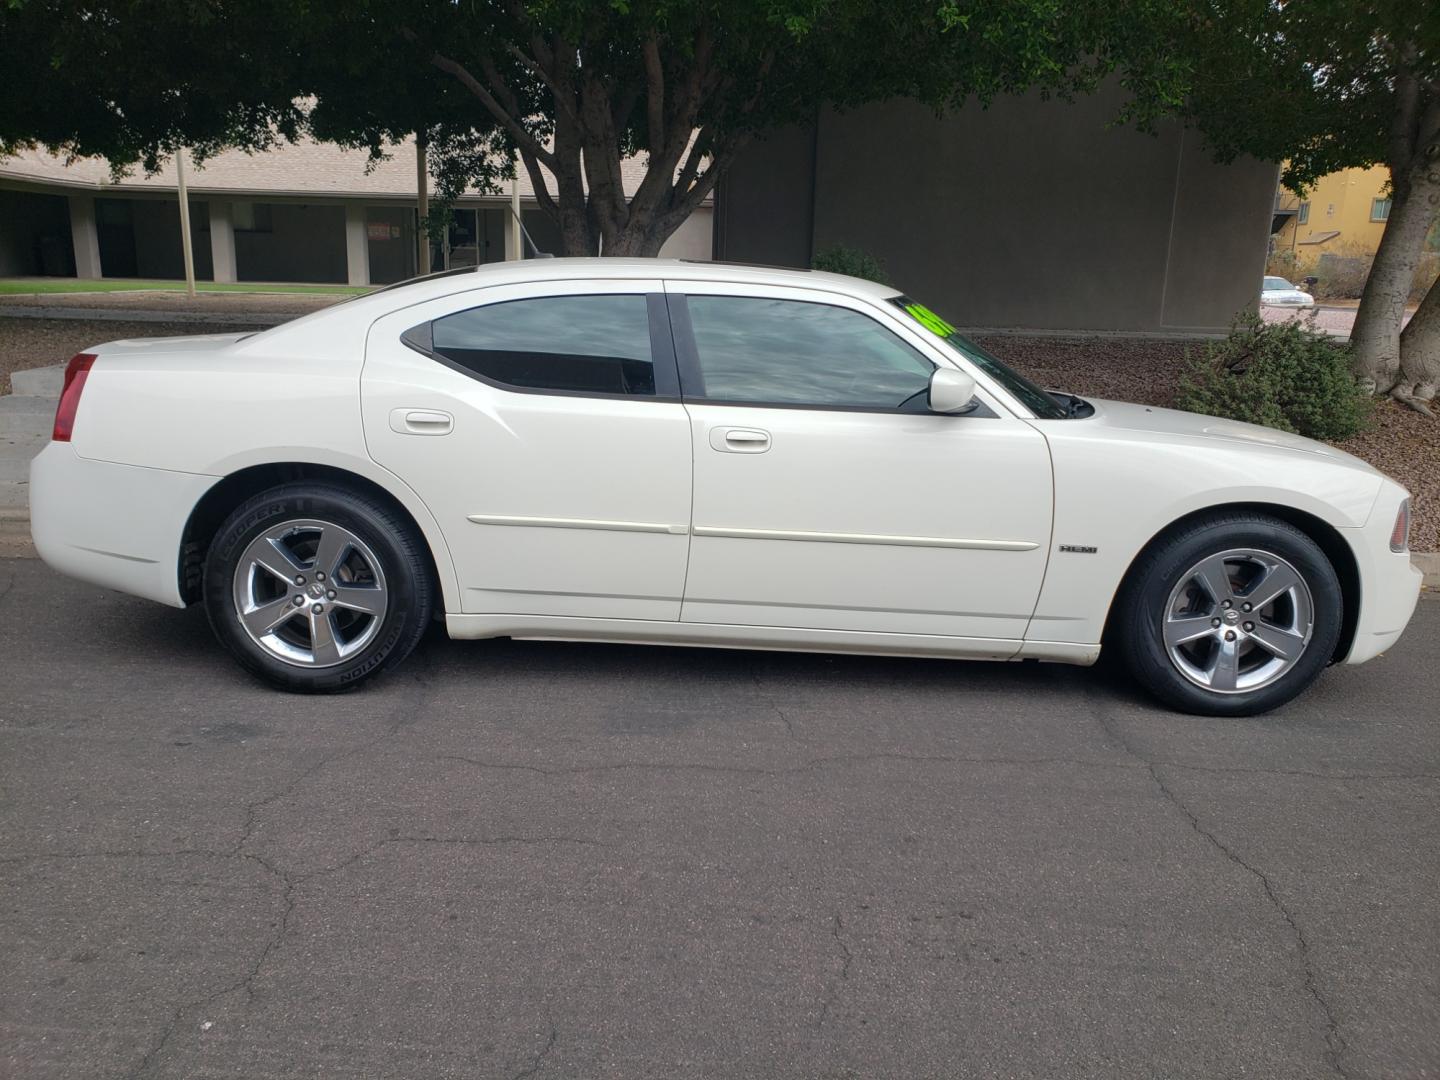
(231, 519, 388, 668)
(1161, 548, 1315, 694)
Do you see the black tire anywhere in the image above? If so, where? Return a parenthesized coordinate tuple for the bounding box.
(1114, 512, 1343, 716)
(203, 483, 434, 692)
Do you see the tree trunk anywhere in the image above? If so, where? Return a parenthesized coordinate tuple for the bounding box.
(552, 199, 685, 257)
(1395, 271, 1440, 415)
(416, 132, 430, 275)
(602, 222, 669, 257)
(1350, 162, 1438, 391)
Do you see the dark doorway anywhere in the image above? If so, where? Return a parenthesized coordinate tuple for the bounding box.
(96, 198, 138, 278)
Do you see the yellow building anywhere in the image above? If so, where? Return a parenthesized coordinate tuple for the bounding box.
(1272, 165, 1391, 269)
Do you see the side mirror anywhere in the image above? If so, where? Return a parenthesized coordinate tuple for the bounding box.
(928, 368, 978, 414)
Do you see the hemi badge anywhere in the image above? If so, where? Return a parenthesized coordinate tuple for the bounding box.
(1059, 544, 1098, 554)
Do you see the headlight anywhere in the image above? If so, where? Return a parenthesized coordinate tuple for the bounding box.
(1390, 499, 1410, 553)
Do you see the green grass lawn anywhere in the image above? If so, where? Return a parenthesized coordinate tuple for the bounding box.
(0, 278, 371, 296)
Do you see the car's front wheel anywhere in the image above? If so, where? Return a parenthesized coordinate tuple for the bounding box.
(1115, 513, 1343, 716)
(204, 483, 433, 692)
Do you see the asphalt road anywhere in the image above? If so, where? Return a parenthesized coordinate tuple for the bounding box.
(2, 559, 1436, 1080)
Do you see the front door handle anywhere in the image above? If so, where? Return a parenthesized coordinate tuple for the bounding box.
(390, 408, 453, 436)
(710, 427, 771, 454)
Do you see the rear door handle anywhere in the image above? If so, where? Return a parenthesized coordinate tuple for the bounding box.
(390, 408, 453, 436)
(710, 427, 771, 454)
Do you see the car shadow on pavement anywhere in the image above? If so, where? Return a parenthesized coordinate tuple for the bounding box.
(102, 585, 1161, 714)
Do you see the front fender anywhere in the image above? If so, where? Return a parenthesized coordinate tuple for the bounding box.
(1027, 424, 1384, 645)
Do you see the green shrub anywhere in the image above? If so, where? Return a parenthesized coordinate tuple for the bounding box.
(1265, 248, 1298, 280)
(1175, 313, 1373, 441)
(811, 244, 891, 285)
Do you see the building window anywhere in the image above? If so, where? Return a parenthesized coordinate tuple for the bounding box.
(1297, 202, 1310, 224)
(232, 202, 273, 233)
(1372, 198, 1392, 222)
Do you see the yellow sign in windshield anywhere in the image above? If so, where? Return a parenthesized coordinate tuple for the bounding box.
(903, 302, 958, 338)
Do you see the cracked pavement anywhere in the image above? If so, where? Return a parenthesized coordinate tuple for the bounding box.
(1, 559, 1436, 1079)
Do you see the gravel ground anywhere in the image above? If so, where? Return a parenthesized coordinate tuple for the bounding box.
(1, 318, 1434, 550)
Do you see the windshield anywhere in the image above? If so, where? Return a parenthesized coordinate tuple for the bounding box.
(1263, 277, 1293, 291)
(889, 297, 1066, 419)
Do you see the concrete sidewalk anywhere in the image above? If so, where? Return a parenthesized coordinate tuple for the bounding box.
(1259, 302, 1416, 339)
(0, 364, 55, 546)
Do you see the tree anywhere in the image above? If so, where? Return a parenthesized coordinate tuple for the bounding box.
(0, 0, 305, 170)
(1162, 0, 1440, 409)
(1, 0, 1187, 259)
(1398, 267, 1440, 411)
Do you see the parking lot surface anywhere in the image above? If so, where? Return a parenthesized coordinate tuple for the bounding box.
(2, 559, 1436, 1079)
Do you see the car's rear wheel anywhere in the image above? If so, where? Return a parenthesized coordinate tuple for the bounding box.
(204, 483, 433, 692)
(1114, 513, 1343, 716)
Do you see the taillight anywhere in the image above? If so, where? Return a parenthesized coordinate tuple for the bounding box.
(1389, 499, 1410, 553)
(52, 353, 96, 442)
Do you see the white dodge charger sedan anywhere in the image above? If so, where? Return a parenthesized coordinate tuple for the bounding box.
(30, 260, 1420, 715)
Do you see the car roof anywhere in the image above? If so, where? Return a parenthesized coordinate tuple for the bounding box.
(381, 257, 900, 304)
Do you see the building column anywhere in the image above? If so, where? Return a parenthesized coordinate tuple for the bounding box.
(68, 194, 103, 279)
(507, 176, 523, 260)
(209, 200, 237, 283)
(501, 211, 517, 262)
(344, 203, 370, 286)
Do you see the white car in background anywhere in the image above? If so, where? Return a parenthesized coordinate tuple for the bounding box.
(1261, 276, 1316, 307)
(29, 260, 1420, 715)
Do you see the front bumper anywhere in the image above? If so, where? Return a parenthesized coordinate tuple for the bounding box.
(1340, 488, 1424, 664)
(30, 443, 217, 608)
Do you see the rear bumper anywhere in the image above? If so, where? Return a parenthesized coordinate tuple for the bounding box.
(29, 443, 216, 608)
(1341, 489, 1424, 664)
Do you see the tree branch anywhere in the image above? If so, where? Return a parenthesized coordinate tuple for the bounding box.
(402, 31, 555, 168)
(1388, 43, 1421, 174)
(674, 126, 714, 195)
(505, 43, 575, 120)
(680, 139, 741, 214)
(516, 144, 559, 221)
(643, 33, 665, 151)
(628, 26, 714, 220)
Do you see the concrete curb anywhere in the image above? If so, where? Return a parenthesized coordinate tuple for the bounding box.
(1414, 552, 1440, 589)
(0, 510, 35, 558)
(0, 306, 289, 326)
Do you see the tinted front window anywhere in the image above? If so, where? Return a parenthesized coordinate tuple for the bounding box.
(1263, 277, 1292, 291)
(685, 296, 933, 408)
(430, 295, 656, 396)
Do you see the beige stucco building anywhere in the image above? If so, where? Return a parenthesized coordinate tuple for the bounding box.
(0, 137, 713, 285)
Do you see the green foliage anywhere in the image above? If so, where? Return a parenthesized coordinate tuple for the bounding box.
(1128, 1, 1440, 193)
(0, 0, 1195, 254)
(811, 245, 891, 285)
(1176, 314, 1373, 441)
